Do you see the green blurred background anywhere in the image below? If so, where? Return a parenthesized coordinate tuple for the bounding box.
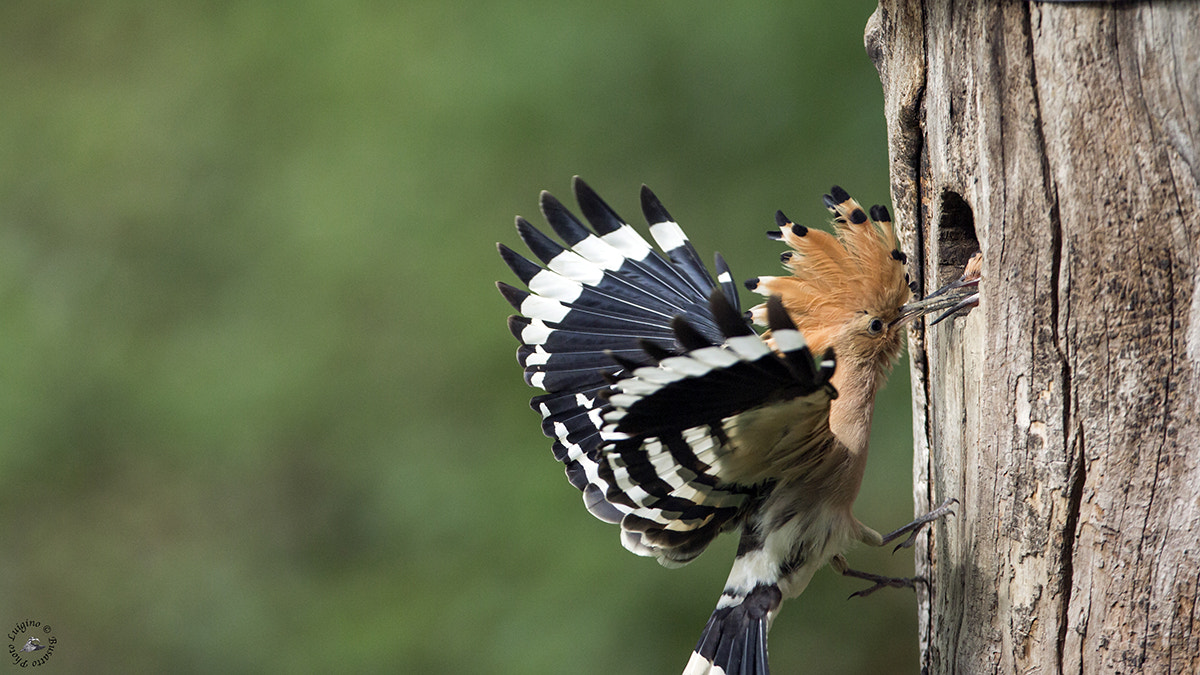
(0, 2, 921, 673)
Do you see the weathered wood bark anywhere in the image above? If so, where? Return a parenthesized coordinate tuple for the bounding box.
(866, 2, 1200, 673)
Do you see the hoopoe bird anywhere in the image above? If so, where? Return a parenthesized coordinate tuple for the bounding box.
(497, 178, 972, 674)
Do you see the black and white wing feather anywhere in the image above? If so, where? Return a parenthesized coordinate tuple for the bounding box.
(499, 178, 836, 569)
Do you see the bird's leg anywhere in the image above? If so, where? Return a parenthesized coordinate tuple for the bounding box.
(830, 554, 925, 599)
(879, 497, 959, 552)
(836, 498, 958, 598)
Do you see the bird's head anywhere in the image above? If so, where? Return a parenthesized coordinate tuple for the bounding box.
(745, 187, 914, 377)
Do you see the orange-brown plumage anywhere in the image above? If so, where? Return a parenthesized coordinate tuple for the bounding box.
(749, 190, 910, 360)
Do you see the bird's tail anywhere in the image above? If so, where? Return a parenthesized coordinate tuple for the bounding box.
(683, 583, 782, 675)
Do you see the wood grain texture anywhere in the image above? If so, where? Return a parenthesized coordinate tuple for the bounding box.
(867, 1, 1200, 672)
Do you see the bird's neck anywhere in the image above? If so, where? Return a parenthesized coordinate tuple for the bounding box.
(827, 358, 885, 460)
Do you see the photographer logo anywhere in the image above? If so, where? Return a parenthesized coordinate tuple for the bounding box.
(7, 620, 55, 667)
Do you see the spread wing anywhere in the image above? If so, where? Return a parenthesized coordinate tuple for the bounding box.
(499, 178, 838, 567)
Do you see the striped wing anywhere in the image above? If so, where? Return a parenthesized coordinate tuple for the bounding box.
(602, 293, 837, 567)
(498, 178, 836, 566)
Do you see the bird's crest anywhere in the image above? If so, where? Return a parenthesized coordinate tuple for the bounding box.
(747, 186, 910, 352)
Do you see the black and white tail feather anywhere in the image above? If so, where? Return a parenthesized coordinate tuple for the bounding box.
(499, 178, 841, 674)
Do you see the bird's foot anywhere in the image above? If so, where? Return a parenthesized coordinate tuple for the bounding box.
(830, 555, 925, 599)
(880, 497, 959, 552)
(842, 568, 925, 600)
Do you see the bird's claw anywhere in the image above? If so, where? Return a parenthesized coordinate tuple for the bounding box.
(844, 570, 927, 599)
(891, 530, 921, 553)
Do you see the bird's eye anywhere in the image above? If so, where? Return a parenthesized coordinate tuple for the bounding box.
(867, 318, 884, 335)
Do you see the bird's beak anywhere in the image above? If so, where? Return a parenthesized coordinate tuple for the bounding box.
(894, 252, 983, 326)
(896, 280, 979, 326)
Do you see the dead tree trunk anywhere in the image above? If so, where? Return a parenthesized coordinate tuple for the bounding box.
(866, 2, 1200, 673)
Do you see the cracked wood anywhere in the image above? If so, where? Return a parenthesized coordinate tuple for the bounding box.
(868, 1, 1200, 673)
